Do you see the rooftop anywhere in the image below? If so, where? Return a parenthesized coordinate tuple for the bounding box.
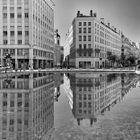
(76, 10, 121, 35)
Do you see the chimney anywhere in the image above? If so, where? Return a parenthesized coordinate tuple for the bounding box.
(108, 22, 110, 27)
(112, 26, 114, 30)
(90, 10, 93, 17)
(93, 13, 97, 17)
(100, 18, 104, 23)
(77, 11, 80, 17)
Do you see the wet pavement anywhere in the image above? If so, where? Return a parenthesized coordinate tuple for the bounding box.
(55, 73, 140, 140)
(0, 72, 140, 140)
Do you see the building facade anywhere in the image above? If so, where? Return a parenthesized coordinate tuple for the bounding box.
(54, 29, 64, 67)
(0, 0, 54, 69)
(66, 10, 122, 68)
(122, 34, 139, 66)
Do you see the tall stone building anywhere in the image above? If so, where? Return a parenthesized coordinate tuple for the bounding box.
(0, 0, 54, 69)
(54, 29, 64, 67)
(65, 10, 122, 68)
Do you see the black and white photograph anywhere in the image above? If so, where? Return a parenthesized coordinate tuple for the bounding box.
(0, 0, 140, 139)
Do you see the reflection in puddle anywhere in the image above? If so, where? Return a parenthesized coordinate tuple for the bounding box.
(0, 72, 56, 140)
(55, 72, 140, 140)
(0, 72, 139, 140)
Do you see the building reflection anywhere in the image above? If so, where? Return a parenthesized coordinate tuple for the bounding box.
(66, 72, 139, 127)
(54, 73, 64, 102)
(0, 72, 55, 140)
(121, 73, 139, 98)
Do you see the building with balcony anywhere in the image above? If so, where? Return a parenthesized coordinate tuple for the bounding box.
(121, 34, 139, 66)
(65, 10, 122, 68)
(54, 29, 64, 67)
(0, 0, 55, 69)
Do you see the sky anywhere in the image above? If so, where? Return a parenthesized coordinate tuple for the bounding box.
(53, 0, 140, 46)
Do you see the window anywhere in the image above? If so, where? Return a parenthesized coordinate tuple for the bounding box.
(10, 49, 15, 55)
(79, 22, 82, 26)
(17, 49, 23, 55)
(18, 31, 22, 35)
(24, 102, 29, 107)
(25, 31, 29, 36)
(88, 22, 91, 26)
(95, 23, 96, 27)
(83, 22, 86, 26)
(79, 28, 82, 33)
(3, 13, 7, 18)
(88, 102, 91, 108)
(17, 7, 22, 10)
(83, 102, 86, 107)
(84, 94, 87, 100)
(84, 110, 87, 114)
(3, 101, 7, 106)
(25, 13, 29, 18)
(88, 44, 91, 48)
(3, 6, 7, 11)
(18, 93, 22, 98)
(79, 35, 82, 41)
(79, 110, 82, 113)
(17, 119, 22, 124)
(10, 119, 14, 125)
(18, 40, 22, 44)
(10, 13, 14, 18)
(3, 40, 8, 44)
(83, 36, 86, 41)
(10, 31, 14, 36)
(88, 28, 91, 33)
(79, 102, 82, 108)
(3, 31, 7, 36)
(84, 44, 86, 49)
(83, 28, 86, 33)
(17, 13, 22, 18)
(79, 94, 82, 100)
(24, 120, 28, 125)
(10, 7, 14, 11)
(79, 44, 82, 49)
(25, 39, 29, 44)
(88, 94, 91, 100)
(3, 93, 7, 98)
(17, 102, 22, 107)
(88, 35, 91, 41)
